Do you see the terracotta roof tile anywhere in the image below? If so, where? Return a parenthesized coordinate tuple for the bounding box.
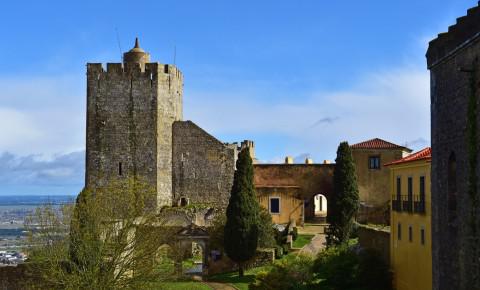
(350, 138, 412, 152)
(384, 147, 431, 166)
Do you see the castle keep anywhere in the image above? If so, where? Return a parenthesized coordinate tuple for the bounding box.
(427, 3, 480, 289)
(85, 39, 236, 210)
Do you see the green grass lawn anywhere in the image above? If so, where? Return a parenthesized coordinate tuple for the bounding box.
(208, 265, 272, 290)
(149, 282, 212, 290)
(292, 234, 315, 248)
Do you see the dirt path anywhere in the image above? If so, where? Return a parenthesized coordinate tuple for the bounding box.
(203, 282, 237, 290)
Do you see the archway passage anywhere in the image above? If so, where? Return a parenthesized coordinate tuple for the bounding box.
(313, 194, 328, 218)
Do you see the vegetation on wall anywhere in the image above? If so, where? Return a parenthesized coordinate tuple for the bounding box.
(24, 178, 176, 289)
(466, 62, 480, 283)
(224, 148, 260, 277)
(327, 142, 360, 246)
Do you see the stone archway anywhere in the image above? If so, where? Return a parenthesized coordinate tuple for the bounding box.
(175, 224, 210, 276)
(313, 194, 328, 217)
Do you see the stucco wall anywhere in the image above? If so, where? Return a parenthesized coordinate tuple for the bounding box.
(358, 224, 390, 265)
(257, 187, 303, 224)
(253, 164, 334, 220)
(389, 161, 432, 290)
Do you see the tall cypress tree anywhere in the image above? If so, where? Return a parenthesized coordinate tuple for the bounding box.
(224, 148, 259, 277)
(327, 141, 359, 246)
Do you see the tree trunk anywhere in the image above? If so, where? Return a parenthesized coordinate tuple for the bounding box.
(239, 263, 244, 277)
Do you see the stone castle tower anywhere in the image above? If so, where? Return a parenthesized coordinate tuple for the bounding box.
(85, 38, 183, 209)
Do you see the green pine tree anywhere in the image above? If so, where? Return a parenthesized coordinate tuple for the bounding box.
(327, 141, 359, 246)
(224, 148, 260, 277)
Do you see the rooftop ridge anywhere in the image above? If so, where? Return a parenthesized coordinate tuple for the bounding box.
(384, 147, 431, 166)
(427, 2, 480, 68)
(350, 138, 412, 151)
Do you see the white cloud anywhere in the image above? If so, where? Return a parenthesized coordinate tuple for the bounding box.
(185, 66, 430, 161)
(0, 76, 85, 156)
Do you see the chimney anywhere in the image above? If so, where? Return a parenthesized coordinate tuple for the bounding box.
(285, 156, 293, 164)
(323, 160, 331, 164)
(305, 158, 314, 164)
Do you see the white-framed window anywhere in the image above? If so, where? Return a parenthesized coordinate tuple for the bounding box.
(269, 197, 280, 214)
(368, 156, 381, 169)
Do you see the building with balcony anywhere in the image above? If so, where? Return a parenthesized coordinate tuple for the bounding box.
(351, 138, 412, 224)
(385, 147, 432, 290)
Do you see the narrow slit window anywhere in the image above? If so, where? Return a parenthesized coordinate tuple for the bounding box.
(420, 228, 425, 245)
(408, 225, 413, 242)
(398, 223, 402, 240)
(119, 162, 123, 176)
(420, 176, 425, 200)
(396, 176, 401, 197)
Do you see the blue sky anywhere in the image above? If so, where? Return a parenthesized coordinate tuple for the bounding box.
(0, 0, 477, 195)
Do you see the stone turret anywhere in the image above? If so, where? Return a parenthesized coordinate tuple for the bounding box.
(85, 38, 183, 211)
(123, 38, 151, 70)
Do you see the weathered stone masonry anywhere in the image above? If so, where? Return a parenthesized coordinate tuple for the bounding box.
(172, 121, 235, 207)
(85, 40, 183, 210)
(427, 3, 480, 289)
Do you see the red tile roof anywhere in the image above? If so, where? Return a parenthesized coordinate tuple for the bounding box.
(384, 147, 431, 166)
(350, 138, 412, 152)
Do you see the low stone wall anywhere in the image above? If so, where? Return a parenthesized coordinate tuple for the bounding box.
(0, 264, 28, 290)
(208, 248, 275, 275)
(357, 224, 390, 265)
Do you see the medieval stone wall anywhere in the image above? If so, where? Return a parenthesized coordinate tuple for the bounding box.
(428, 4, 480, 289)
(86, 62, 182, 210)
(172, 121, 235, 207)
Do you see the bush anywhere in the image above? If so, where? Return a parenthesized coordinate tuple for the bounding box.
(312, 243, 392, 290)
(250, 255, 315, 290)
(313, 244, 359, 289)
(258, 207, 277, 248)
(349, 222, 359, 239)
(292, 227, 298, 241)
(356, 249, 392, 290)
(274, 245, 284, 259)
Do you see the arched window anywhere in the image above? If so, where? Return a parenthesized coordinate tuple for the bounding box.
(448, 152, 457, 226)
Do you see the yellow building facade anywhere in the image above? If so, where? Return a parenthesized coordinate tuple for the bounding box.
(386, 147, 432, 290)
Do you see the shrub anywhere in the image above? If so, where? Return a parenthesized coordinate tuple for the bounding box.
(312, 243, 392, 290)
(258, 207, 277, 248)
(250, 255, 315, 290)
(313, 244, 359, 289)
(292, 227, 298, 241)
(274, 245, 284, 259)
(356, 249, 392, 290)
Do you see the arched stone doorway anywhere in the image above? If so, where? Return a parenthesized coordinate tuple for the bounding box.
(175, 224, 210, 276)
(313, 194, 328, 217)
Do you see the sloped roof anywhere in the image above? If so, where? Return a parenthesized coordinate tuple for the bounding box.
(350, 138, 412, 152)
(384, 147, 431, 167)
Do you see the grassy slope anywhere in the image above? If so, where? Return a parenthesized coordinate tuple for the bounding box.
(292, 234, 315, 248)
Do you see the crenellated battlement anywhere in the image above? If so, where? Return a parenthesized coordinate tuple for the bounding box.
(427, 1, 480, 68)
(87, 62, 183, 80)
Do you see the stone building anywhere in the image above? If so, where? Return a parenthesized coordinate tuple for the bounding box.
(427, 3, 480, 289)
(351, 138, 412, 224)
(85, 38, 238, 211)
(254, 158, 334, 225)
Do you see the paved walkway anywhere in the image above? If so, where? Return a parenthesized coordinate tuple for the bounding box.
(204, 282, 237, 290)
(297, 223, 328, 255)
(298, 233, 326, 255)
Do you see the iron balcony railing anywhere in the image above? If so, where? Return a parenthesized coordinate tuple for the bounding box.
(391, 195, 426, 214)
